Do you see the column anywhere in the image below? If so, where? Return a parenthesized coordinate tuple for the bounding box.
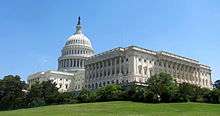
(102, 61, 105, 77)
(68, 59, 71, 67)
(114, 58, 117, 75)
(82, 59, 84, 68)
(70, 59, 73, 67)
(119, 57, 122, 74)
(64, 59, 66, 67)
(80, 59, 82, 68)
(74, 59, 76, 67)
(77, 59, 79, 67)
(110, 59, 113, 76)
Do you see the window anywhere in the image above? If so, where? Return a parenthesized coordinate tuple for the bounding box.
(116, 67, 119, 74)
(104, 70, 106, 76)
(112, 80, 115, 84)
(112, 68, 115, 74)
(108, 69, 110, 76)
(95, 83, 98, 88)
(65, 84, 68, 89)
(121, 58, 124, 63)
(144, 67, 147, 75)
(150, 69, 153, 77)
(138, 65, 142, 74)
(139, 58, 142, 62)
(108, 60, 111, 66)
(116, 58, 119, 64)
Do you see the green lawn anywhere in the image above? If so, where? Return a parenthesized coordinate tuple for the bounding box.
(1, 101, 220, 116)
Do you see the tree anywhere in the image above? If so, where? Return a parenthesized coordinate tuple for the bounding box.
(146, 72, 178, 102)
(214, 80, 220, 89)
(209, 88, 220, 103)
(177, 82, 211, 102)
(0, 75, 27, 110)
(177, 83, 198, 102)
(27, 80, 59, 107)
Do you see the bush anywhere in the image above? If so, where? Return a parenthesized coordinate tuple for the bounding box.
(78, 88, 96, 103)
(96, 84, 122, 102)
(56, 92, 78, 104)
(28, 98, 46, 108)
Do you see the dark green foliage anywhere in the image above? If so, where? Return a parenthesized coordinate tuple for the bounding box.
(146, 72, 178, 102)
(121, 84, 146, 102)
(0, 75, 27, 110)
(78, 88, 96, 103)
(177, 82, 212, 102)
(28, 98, 46, 107)
(27, 80, 59, 105)
(177, 83, 198, 102)
(209, 88, 220, 103)
(56, 92, 78, 104)
(143, 87, 159, 103)
(214, 80, 220, 89)
(96, 84, 122, 101)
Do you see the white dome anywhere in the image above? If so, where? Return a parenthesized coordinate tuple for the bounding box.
(58, 17, 94, 73)
(66, 33, 93, 48)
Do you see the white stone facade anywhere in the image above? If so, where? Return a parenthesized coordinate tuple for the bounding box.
(28, 70, 84, 92)
(84, 46, 212, 89)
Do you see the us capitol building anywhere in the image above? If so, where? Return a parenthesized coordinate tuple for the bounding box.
(28, 17, 212, 92)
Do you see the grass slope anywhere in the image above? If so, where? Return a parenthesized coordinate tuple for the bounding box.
(1, 101, 220, 116)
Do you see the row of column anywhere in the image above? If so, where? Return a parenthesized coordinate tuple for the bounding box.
(86, 56, 129, 80)
(59, 59, 85, 69)
(62, 49, 91, 56)
(158, 59, 211, 87)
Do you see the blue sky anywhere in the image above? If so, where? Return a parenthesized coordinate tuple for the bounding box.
(0, 0, 219, 81)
